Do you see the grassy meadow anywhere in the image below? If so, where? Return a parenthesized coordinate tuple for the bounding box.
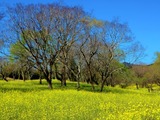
(1, 80, 160, 120)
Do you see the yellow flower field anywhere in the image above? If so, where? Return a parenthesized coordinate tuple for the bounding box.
(0, 80, 160, 120)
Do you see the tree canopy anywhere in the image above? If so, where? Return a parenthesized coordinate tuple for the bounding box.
(0, 3, 147, 91)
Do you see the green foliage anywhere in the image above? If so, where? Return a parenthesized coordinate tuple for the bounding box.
(10, 41, 28, 62)
(1, 80, 160, 120)
(154, 52, 160, 64)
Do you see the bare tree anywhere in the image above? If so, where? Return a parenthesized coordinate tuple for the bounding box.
(98, 20, 134, 92)
(7, 3, 87, 89)
(79, 23, 101, 90)
(65, 43, 84, 89)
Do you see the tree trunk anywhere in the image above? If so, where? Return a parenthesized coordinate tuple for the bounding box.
(136, 83, 139, 89)
(77, 81, 80, 89)
(47, 79, 52, 89)
(39, 71, 42, 84)
(88, 67, 95, 91)
(2, 74, 8, 82)
(3, 77, 8, 82)
(61, 76, 65, 86)
(39, 77, 42, 84)
(44, 71, 53, 89)
(27, 71, 32, 80)
(147, 83, 153, 92)
(61, 66, 67, 86)
(63, 79, 66, 86)
(18, 70, 21, 80)
(100, 76, 109, 92)
(77, 74, 80, 90)
(110, 74, 115, 87)
(61, 78, 67, 86)
(91, 83, 95, 91)
(106, 80, 109, 86)
(13, 73, 15, 80)
(100, 80, 105, 92)
(22, 71, 25, 81)
(150, 83, 153, 91)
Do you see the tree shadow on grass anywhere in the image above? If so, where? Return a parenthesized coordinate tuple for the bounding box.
(0, 86, 49, 93)
(52, 81, 136, 94)
(0, 80, 49, 93)
(0, 80, 142, 94)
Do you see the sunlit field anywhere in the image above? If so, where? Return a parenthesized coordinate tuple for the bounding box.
(1, 80, 160, 120)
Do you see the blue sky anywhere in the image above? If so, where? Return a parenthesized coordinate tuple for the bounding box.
(1, 0, 160, 64)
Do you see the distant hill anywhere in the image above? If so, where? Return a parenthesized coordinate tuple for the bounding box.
(123, 62, 152, 68)
(123, 62, 133, 68)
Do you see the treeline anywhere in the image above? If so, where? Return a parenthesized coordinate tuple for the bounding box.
(131, 53, 160, 92)
(1, 2, 158, 92)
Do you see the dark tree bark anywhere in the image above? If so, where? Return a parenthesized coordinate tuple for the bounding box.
(39, 77, 42, 84)
(136, 83, 139, 89)
(39, 72, 42, 84)
(2, 74, 8, 82)
(47, 78, 52, 89)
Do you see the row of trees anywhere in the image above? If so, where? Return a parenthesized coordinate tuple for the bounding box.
(132, 52, 160, 91)
(0, 3, 155, 92)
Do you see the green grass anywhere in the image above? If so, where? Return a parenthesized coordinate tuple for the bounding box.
(0, 80, 160, 120)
